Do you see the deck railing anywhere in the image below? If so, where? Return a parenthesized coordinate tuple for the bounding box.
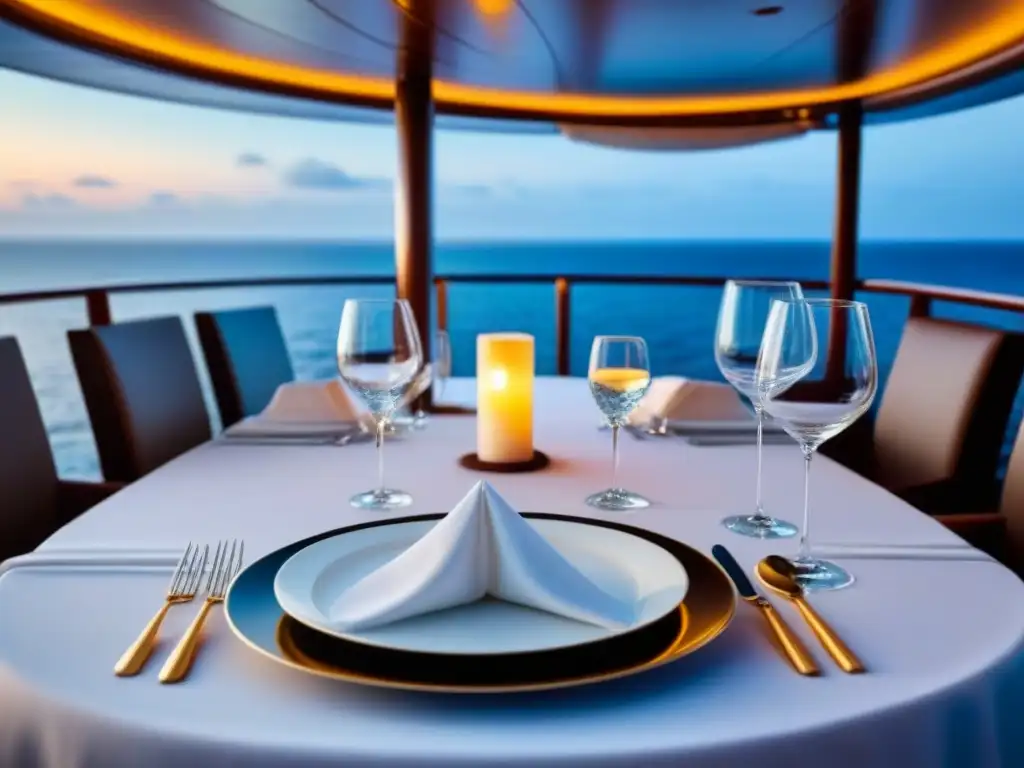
(1, 274, 1022, 376)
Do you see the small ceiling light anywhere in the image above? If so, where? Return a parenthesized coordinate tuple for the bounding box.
(753, 6, 784, 16)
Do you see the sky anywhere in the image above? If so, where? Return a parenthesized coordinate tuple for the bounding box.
(2, 68, 1024, 241)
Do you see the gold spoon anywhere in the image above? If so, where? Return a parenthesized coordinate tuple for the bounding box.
(757, 555, 866, 674)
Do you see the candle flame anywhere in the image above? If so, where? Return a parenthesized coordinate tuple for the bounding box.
(490, 368, 509, 391)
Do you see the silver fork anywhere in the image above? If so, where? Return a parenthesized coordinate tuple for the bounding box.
(159, 539, 244, 684)
(114, 542, 209, 677)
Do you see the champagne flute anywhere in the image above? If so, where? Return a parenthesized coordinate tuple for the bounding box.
(759, 298, 878, 591)
(714, 279, 805, 538)
(337, 298, 423, 510)
(586, 336, 652, 511)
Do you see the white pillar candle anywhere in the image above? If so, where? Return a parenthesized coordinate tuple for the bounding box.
(477, 333, 534, 463)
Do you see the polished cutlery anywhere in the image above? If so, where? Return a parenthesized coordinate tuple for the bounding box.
(159, 539, 244, 684)
(757, 555, 866, 674)
(114, 543, 208, 677)
(711, 545, 819, 676)
(686, 434, 792, 447)
(217, 429, 372, 446)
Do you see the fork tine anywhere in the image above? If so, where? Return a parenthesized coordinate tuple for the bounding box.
(215, 540, 238, 597)
(170, 543, 199, 597)
(206, 541, 225, 596)
(187, 544, 210, 596)
(167, 542, 193, 595)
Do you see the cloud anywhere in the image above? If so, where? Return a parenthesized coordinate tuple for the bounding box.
(21, 192, 76, 209)
(148, 191, 179, 206)
(73, 174, 117, 189)
(237, 152, 268, 168)
(282, 158, 383, 191)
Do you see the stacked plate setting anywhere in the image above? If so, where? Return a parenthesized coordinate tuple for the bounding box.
(225, 483, 736, 693)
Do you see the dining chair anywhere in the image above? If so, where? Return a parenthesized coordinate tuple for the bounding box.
(195, 306, 294, 428)
(870, 316, 1024, 514)
(68, 316, 212, 483)
(938, 418, 1024, 572)
(0, 337, 122, 562)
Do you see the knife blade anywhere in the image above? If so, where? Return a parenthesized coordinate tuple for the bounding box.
(711, 545, 820, 676)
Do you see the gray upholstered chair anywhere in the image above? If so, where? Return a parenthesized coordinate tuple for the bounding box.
(871, 317, 1024, 514)
(68, 317, 211, 482)
(0, 337, 121, 562)
(195, 306, 294, 428)
(940, 418, 1024, 572)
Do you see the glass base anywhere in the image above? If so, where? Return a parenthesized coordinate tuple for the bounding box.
(791, 556, 855, 592)
(413, 409, 429, 430)
(350, 489, 413, 510)
(585, 488, 650, 511)
(721, 514, 798, 539)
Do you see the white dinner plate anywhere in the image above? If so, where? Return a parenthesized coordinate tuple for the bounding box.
(273, 518, 689, 656)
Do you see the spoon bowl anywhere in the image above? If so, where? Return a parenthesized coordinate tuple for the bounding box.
(757, 555, 803, 598)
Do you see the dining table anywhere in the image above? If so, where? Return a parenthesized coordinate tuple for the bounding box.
(1, 376, 1023, 768)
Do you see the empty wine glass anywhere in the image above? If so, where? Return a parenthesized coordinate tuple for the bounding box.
(586, 336, 652, 511)
(759, 298, 878, 591)
(337, 298, 423, 510)
(434, 329, 452, 403)
(714, 280, 805, 538)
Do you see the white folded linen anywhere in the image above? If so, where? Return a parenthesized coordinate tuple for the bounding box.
(327, 481, 636, 631)
(225, 380, 372, 436)
(629, 376, 753, 426)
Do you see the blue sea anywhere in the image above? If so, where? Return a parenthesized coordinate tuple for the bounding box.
(0, 239, 1022, 480)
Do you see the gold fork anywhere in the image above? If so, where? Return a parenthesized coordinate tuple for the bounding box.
(114, 542, 209, 677)
(159, 539, 244, 684)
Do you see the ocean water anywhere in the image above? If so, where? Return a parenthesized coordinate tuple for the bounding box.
(0, 239, 1022, 480)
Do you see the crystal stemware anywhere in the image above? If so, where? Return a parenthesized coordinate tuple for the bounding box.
(337, 298, 423, 510)
(714, 280, 805, 538)
(434, 329, 452, 402)
(586, 335, 652, 511)
(759, 298, 878, 591)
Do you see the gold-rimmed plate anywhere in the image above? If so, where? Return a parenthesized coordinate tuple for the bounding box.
(225, 514, 735, 694)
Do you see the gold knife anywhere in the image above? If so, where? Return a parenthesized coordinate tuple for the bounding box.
(712, 545, 820, 676)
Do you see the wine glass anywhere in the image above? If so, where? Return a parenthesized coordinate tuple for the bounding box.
(337, 298, 423, 509)
(586, 336, 652, 511)
(434, 329, 452, 402)
(714, 280, 805, 538)
(759, 298, 878, 591)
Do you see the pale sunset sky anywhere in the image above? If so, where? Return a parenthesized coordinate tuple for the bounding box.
(2, 68, 1023, 241)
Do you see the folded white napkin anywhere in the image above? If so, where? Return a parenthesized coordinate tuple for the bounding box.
(327, 481, 636, 631)
(629, 376, 751, 426)
(226, 380, 371, 435)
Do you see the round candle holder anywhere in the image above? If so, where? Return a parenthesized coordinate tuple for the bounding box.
(458, 451, 550, 473)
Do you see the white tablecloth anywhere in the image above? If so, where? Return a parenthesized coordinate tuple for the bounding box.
(2, 377, 1023, 767)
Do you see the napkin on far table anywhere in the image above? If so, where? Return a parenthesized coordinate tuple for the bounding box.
(629, 375, 773, 430)
(225, 379, 372, 436)
(327, 481, 636, 631)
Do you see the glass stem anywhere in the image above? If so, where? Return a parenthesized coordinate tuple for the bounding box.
(611, 423, 620, 491)
(376, 419, 386, 494)
(753, 405, 766, 521)
(798, 447, 813, 559)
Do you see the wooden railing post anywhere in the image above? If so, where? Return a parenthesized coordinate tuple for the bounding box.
(86, 290, 111, 326)
(827, 104, 863, 382)
(435, 278, 448, 331)
(909, 294, 932, 318)
(395, 1, 434, 408)
(555, 277, 571, 376)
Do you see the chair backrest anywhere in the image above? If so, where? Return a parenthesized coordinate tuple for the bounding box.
(1002, 419, 1024, 563)
(0, 337, 60, 560)
(69, 317, 211, 482)
(195, 306, 294, 427)
(873, 317, 1024, 496)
